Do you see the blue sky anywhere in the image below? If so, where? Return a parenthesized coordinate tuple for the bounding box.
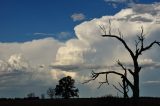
(0, 0, 159, 42)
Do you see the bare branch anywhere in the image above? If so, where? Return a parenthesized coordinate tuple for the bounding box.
(108, 19, 111, 35)
(119, 82, 123, 89)
(136, 26, 145, 54)
(135, 40, 140, 54)
(113, 80, 129, 98)
(113, 84, 124, 94)
(118, 29, 123, 39)
(135, 27, 160, 56)
(99, 25, 107, 35)
(98, 81, 108, 89)
(117, 60, 127, 72)
(126, 85, 129, 93)
(84, 70, 134, 90)
(117, 60, 134, 76)
(102, 35, 135, 58)
(128, 69, 134, 75)
(142, 41, 160, 51)
(82, 71, 98, 84)
(138, 41, 160, 56)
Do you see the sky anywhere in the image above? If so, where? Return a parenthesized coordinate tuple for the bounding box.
(1, 0, 159, 42)
(0, 0, 160, 98)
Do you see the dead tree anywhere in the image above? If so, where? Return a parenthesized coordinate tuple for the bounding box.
(112, 78, 129, 98)
(112, 60, 129, 98)
(85, 26, 160, 98)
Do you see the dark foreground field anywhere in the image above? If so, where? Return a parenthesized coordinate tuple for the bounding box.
(0, 97, 160, 106)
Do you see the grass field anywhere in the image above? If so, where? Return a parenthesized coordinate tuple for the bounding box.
(0, 97, 160, 106)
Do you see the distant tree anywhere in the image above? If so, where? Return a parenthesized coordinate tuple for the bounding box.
(55, 76, 79, 99)
(47, 87, 55, 99)
(27, 92, 35, 98)
(41, 94, 45, 99)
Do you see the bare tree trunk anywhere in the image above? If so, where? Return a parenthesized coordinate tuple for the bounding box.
(132, 57, 140, 98)
(133, 72, 139, 98)
(123, 79, 128, 98)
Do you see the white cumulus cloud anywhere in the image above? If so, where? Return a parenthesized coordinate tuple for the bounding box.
(104, 0, 138, 8)
(71, 13, 86, 21)
(33, 32, 54, 36)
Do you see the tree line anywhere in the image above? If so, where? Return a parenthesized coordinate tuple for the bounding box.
(27, 76, 79, 99)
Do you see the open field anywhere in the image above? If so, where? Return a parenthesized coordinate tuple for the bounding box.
(0, 97, 160, 106)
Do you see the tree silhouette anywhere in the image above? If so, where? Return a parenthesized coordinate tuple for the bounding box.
(55, 76, 79, 99)
(27, 92, 35, 98)
(112, 60, 129, 98)
(41, 94, 45, 99)
(47, 87, 55, 99)
(85, 25, 160, 98)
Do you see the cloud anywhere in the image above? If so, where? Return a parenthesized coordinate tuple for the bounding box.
(138, 59, 160, 69)
(104, 0, 138, 8)
(57, 31, 72, 40)
(111, 58, 160, 69)
(33, 32, 73, 41)
(0, 38, 64, 97)
(104, 0, 133, 3)
(33, 32, 54, 36)
(69, 9, 159, 77)
(50, 64, 115, 71)
(143, 80, 160, 85)
(141, 79, 160, 97)
(71, 13, 86, 22)
(0, 37, 100, 97)
(0, 37, 65, 68)
(50, 70, 77, 80)
(131, 3, 160, 15)
(0, 54, 56, 97)
(59, 32, 70, 36)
